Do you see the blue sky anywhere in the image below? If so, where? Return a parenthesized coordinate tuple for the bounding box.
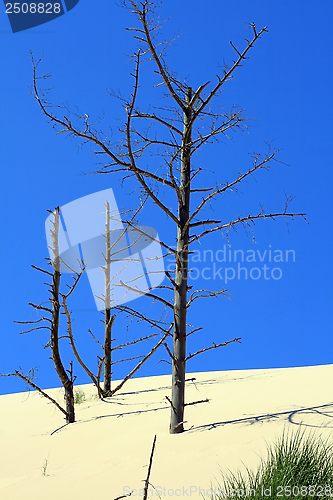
(1, 0, 332, 395)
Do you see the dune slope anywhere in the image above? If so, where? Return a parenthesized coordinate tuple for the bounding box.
(0, 364, 332, 499)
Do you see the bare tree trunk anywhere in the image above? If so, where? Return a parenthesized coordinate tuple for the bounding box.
(103, 201, 112, 395)
(50, 207, 75, 423)
(170, 88, 192, 434)
(104, 309, 112, 394)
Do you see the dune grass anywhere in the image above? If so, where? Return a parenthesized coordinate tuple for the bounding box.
(208, 426, 333, 499)
(74, 388, 86, 405)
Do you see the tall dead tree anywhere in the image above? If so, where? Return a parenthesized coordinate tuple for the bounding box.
(31, 0, 306, 433)
(171, 87, 192, 433)
(103, 200, 114, 395)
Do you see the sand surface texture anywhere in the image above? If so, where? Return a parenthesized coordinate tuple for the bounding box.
(0, 364, 332, 499)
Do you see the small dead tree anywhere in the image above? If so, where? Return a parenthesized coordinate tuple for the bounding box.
(3, 207, 78, 423)
(66, 306, 171, 399)
(64, 198, 172, 399)
(4, 203, 169, 415)
(50, 207, 75, 422)
(31, 0, 306, 433)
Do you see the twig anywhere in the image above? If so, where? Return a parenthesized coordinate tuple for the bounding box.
(184, 398, 209, 407)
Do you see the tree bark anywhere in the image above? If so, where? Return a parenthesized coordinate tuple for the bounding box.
(170, 88, 192, 434)
(50, 207, 75, 423)
(103, 201, 112, 395)
(104, 309, 112, 395)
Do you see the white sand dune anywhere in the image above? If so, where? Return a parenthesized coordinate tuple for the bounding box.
(0, 364, 332, 499)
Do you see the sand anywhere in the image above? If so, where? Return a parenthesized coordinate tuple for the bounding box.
(0, 364, 332, 499)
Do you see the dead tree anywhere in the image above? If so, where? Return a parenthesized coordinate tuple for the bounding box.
(3, 203, 168, 415)
(64, 198, 172, 399)
(3, 207, 78, 423)
(50, 207, 75, 423)
(31, 0, 306, 433)
(103, 200, 113, 394)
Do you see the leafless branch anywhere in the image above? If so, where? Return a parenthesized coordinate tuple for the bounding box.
(190, 24, 268, 123)
(130, 0, 186, 112)
(88, 328, 104, 349)
(186, 327, 203, 337)
(15, 317, 51, 326)
(186, 289, 228, 308)
(112, 333, 158, 351)
(187, 150, 279, 231)
(31, 264, 53, 276)
(28, 302, 52, 314)
(163, 342, 175, 362)
(115, 304, 172, 335)
(1, 369, 68, 418)
(165, 395, 175, 410)
(124, 50, 179, 225)
(186, 337, 241, 361)
(132, 111, 182, 135)
(109, 328, 171, 396)
(189, 210, 307, 246)
(17, 325, 51, 334)
(184, 398, 209, 407)
(119, 280, 174, 309)
(189, 219, 221, 228)
(111, 355, 144, 365)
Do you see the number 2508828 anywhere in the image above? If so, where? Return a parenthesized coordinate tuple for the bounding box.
(5, 3, 61, 14)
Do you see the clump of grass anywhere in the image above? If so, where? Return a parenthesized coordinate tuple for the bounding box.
(41, 458, 48, 476)
(74, 388, 86, 405)
(208, 427, 333, 499)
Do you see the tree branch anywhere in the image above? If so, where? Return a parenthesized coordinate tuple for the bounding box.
(186, 338, 241, 361)
(184, 398, 209, 407)
(131, 0, 186, 112)
(119, 280, 174, 309)
(31, 54, 130, 168)
(1, 369, 68, 418)
(132, 111, 182, 135)
(110, 328, 171, 396)
(125, 50, 179, 225)
(187, 150, 279, 230)
(191, 24, 268, 122)
(189, 210, 307, 246)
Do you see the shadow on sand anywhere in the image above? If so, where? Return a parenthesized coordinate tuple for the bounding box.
(186, 402, 333, 433)
(49, 375, 332, 436)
